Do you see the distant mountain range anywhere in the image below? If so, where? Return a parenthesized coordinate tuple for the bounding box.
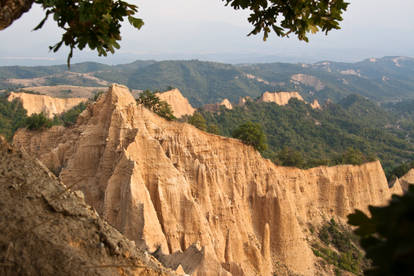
(1, 56, 414, 106)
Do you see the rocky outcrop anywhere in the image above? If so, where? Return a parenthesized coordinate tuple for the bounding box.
(397, 169, 414, 192)
(220, 99, 233, 110)
(7, 92, 87, 118)
(156, 89, 195, 118)
(237, 96, 252, 106)
(14, 84, 398, 276)
(257, 91, 321, 110)
(389, 178, 404, 195)
(311, 99, 322, 109)
(258, 91, 304, 106)
(0, 136, 172, 276)
(202, 98, 233, 112)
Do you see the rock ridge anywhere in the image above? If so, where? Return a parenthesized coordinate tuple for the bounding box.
(7, 92, 88, 118)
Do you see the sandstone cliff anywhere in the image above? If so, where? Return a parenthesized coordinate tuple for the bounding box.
(257, 91, 304, 105)
(311, 99, 322, 109)
(202, 99, 233, 112)
(220, 99, 233, 110)
(14, 84, 398, 276)
(7, 92, 88, 118)
(0, 136, 172, 276)
(156, 89, 195, 118)
(256, 91, 321, 110)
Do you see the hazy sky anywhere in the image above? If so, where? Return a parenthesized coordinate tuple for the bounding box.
(0, 0, 413, 65)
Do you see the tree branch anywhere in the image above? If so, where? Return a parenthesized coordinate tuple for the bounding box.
(0, 0, 35, 30)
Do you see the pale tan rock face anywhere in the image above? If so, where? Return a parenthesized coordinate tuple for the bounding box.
(156, 89, 195, 118)
(220, 99, 233, 109)
(257, 92, 321, 110)
(7, 92, 87, 118)
(389, 178, 404, 195)
(311, 99, 322, 109)
(258, 91, 304, 106)
(14, 84, 398, 276)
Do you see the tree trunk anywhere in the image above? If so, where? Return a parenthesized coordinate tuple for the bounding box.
(0, 0, 34, 30)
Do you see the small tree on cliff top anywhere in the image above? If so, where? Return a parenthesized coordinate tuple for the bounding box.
(137, 90, 175, 121)
(188, 112, 207, 131)
(232, 121, 267, 153)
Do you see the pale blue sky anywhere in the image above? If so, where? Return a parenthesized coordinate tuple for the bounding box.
(0, 0, 413, 65)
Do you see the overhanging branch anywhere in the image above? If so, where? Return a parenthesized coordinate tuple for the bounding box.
(0, 0, 35, 30)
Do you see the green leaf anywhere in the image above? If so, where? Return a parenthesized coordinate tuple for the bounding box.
(128, 16, 144, 29)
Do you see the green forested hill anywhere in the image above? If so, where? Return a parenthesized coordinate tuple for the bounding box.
(1, 57, 414, 107)
(124, 60, 273, 106)
(197, 95, 414, 175)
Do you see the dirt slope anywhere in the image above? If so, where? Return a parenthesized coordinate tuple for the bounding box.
(14, 84, 399, 275)
(0, 136, 174, 276)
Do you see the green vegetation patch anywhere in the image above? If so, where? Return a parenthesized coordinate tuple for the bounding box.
(0, 96, 28, 140)
(136, 90, 175, 121)
(348, 185, 414, 276)
(200, 96, 414, 172)
(53, 102, 87, 127)
(312, 219, 369, 275)
(0, 94, 91, 140)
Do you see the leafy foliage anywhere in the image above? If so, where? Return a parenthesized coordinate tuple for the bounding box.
(53, 102, 87, 127)
(223, 0, 349, 41)
(25, 113, 54, 130)
(0, 96, 27, 140)
(275, 147, 305, 167)
(0, 94, 89, 139)
(313, 219, 368, 274)
(34, 0, 144, 67)
(188, 112, 207, 131)
(348, 185, 414, 276)
(336, 147, 375, 166)
(388, 161, 414, 181)
(137, 90, 175, 121)
(232, 121, 267, 152)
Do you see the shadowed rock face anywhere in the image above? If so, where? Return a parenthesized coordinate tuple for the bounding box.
(0, 136, 172, 276)
(7, 92, 88, 118)
(14, 84, 400, 275)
